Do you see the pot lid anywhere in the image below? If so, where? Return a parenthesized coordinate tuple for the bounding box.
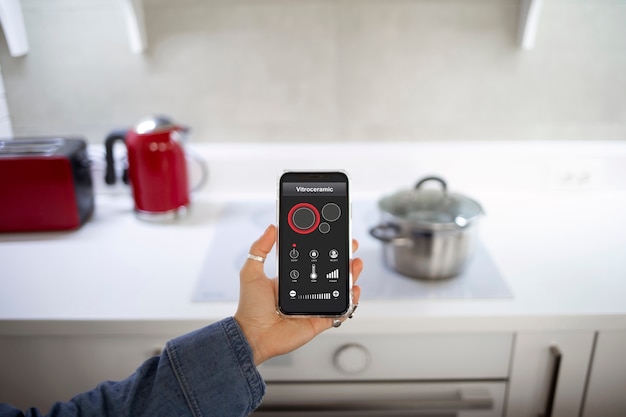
(378, 176, 484, 230)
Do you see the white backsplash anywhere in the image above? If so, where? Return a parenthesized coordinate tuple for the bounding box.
(0, 0, 625, 143)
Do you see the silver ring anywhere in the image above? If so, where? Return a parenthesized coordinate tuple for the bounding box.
(332, 319, 342, 328)
(247, 253, 265, 263)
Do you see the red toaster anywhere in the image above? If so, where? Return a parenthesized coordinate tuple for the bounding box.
(0, 137, 95, 232)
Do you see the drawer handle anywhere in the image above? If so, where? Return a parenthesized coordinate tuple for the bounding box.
(538, 345, 562, 417)
(258, 388, 494, 412)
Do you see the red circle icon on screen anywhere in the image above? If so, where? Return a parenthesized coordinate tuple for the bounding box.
(288, 203, 320, 234)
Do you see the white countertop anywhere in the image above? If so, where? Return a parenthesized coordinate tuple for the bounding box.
(2, 141, 626, 335)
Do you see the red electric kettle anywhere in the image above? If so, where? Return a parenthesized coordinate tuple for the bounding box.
(104, 115, 198, 221)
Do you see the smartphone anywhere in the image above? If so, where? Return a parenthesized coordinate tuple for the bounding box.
(277, 171, 352, 317)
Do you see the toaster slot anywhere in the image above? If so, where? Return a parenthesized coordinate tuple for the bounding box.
(0, 138, 65, 156)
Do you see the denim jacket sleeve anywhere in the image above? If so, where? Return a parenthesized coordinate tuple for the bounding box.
(0, 317, 266, 417)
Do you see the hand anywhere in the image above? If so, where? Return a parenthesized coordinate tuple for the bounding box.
(234, 224, 363, 365)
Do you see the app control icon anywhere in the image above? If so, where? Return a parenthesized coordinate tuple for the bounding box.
(322, 203, 341, 222)
(329, 249, 339, 259)
(318, 222, 331, 234)
(288, 203, 320, 234)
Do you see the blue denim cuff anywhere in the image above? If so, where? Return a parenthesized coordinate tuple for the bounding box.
(166, 317, 265, 417)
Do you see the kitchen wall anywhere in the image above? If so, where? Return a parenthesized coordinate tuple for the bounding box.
(0, 0, 624, 143)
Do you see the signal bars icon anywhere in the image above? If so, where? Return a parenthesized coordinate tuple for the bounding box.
(326, 269, 339, 279)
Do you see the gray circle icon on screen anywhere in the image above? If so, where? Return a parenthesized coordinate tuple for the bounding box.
(321, 203, 341, 222)
(293, 207, 316, 229)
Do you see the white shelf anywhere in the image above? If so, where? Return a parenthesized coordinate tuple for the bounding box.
(120, 0, 147, 53)
(0, 0, 29, 57)
(518, 0, 544, 50)
(118, 0, 544, 54)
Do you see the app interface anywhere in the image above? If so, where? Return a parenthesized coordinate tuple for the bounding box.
(279, 177, 349, 315)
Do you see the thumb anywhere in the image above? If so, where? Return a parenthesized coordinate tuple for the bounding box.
(241, 224, 276, 282)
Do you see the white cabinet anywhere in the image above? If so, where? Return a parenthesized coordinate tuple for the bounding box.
(259, 332, 513, 382)
(581, 330, 626, 417)
(506, 331, 595, 417)
(0, 333, 170, 410)
(257, 331, 513, 416)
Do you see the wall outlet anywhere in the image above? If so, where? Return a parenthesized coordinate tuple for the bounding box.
(545, 159, 606, 190)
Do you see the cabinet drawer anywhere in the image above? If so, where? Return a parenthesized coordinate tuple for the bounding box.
(582, 330, 626, 417)
(257, 381, 507, 417)
(260, 332, 514, 381)
(0, 334, 170, 410)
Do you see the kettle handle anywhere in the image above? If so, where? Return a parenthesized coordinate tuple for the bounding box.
(104, 129, 128, 185)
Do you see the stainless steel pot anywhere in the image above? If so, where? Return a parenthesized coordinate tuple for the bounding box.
(369, 176, 484, 280)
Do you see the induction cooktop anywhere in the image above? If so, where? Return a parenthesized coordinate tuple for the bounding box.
(193, 201, 512, 302)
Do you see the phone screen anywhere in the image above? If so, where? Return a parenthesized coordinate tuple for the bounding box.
(277, 171, 351, 316)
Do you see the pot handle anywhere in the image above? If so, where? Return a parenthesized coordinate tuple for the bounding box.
(415, 176, 447, 193)
(369, 223, 402, 243)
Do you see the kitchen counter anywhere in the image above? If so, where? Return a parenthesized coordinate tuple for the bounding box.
(2, 141, 626, 336)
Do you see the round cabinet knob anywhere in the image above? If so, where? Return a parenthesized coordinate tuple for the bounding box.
(333, 344, 370, 374)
